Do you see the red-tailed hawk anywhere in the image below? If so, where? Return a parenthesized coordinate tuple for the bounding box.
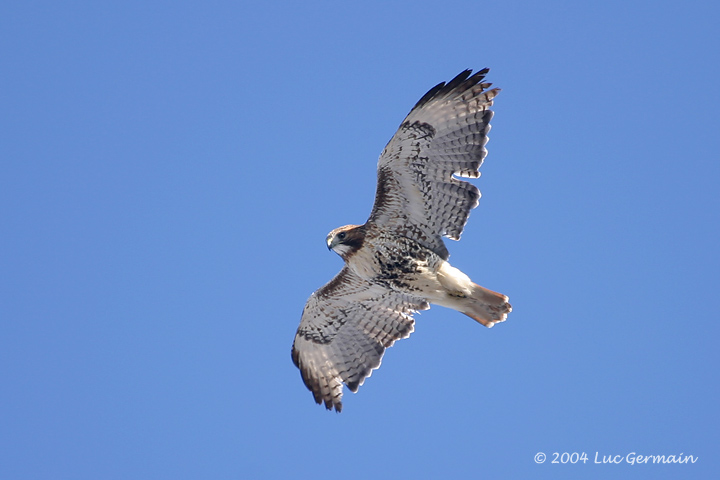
(292, 69, 511, 411)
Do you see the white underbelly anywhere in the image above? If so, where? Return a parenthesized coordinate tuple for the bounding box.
(346, 239, 472, 303)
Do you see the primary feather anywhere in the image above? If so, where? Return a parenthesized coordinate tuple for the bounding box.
(292, 69, 510, 412)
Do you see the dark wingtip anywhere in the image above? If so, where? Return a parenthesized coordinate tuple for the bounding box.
(411, 80, 447, 112)
(443, 69, 474, 92)
(323, 398, 342, 412)
(346, 379, 360, 392)
(408, 68, 492, 114)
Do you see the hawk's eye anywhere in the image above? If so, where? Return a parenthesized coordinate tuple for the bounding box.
(338, 232, 346, 240)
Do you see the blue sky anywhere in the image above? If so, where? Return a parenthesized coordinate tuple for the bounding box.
(1, 1, 718, 478)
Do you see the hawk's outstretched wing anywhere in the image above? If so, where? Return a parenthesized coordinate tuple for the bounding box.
(368, 69, 499, 260)
(292, 267, 429, 412)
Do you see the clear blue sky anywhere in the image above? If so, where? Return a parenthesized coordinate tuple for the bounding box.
(1, 1, 718, 479)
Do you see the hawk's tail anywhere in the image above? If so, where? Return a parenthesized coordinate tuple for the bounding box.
(459, 283, 512, 328)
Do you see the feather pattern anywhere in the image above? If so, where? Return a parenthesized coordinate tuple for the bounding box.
(368, 69, 499, 259)
(292, 267, 429, 412)
(292, 69, 509, 412)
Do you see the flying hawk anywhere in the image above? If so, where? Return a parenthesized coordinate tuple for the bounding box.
(292, 69, 511, 411)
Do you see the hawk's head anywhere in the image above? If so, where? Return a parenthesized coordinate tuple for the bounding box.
(326, 224, 366, 260)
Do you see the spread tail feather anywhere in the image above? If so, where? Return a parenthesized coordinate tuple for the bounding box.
(460, 283, 511, 327)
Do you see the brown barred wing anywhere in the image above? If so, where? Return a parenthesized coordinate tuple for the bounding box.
(292, 267, 429, 412)
(368, 69, 499, 260)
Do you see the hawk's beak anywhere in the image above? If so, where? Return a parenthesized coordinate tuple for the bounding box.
(326, 234, 334, 250)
